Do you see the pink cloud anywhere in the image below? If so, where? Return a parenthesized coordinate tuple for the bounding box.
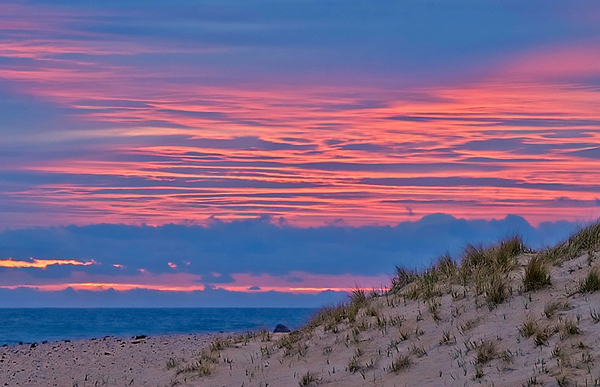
(501, 42, 600, 80)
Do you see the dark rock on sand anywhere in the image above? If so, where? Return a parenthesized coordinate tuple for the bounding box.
(273, 324, 290, 333)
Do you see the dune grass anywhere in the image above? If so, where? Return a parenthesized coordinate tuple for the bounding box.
(459, 236, 525, 301)
(579, 267, 600, 293)
(543, 300, 569, 319)
(299, 371, 318, 386)
(523, 255, 551, 292)
(539, 220, 600, 263)
(389, 266, 418, 294)
(389, 235, 525, 310)
(383, 223, 597, 308)
(484, 274, 508, 307)
(389, 354, 411, 373)
(475, 339, 497, 365)
(519, 316, 539, 338)
(176, 350, 218, 376)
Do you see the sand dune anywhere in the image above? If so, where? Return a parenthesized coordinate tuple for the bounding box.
(171, 229, 600, 386)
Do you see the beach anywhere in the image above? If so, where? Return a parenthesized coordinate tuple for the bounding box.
(0, 334, 216, 386)
(3, 244, 600, 386)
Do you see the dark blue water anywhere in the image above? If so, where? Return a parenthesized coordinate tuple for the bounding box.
(0, 308, 317, 345)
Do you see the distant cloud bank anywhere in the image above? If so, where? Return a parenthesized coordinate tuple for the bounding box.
(0, 214, 580, 307)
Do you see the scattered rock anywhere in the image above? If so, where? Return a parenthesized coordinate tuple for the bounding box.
(273, 324, 290, 333)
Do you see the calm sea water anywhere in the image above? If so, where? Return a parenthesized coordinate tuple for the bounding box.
(0, 308, 317, 345)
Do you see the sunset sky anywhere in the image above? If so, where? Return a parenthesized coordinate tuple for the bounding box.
(1, 0, 599, 306)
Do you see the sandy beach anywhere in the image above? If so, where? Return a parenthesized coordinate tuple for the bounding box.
(0, 334, 215, 386)
(2, 238, 600, 386)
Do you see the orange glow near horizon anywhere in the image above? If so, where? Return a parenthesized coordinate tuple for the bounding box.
(0, 258, 96, 269)
(0, 283, 356, 294)
(0, 271, 390, 294)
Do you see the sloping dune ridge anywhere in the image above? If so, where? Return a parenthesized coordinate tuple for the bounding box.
(2, 222, 600, 386)
(172, 222, 600, 386)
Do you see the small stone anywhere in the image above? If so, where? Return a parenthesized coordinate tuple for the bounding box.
(273, 324, 291, 333)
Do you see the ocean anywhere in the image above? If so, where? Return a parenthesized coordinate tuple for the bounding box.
(0, 308, 317, 345)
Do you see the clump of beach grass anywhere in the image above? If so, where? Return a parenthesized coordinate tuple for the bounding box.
(533, 330, 549, 347)
(389, 266, 418, 293)
(440, 330, 455, 345)
(559, 317, 581, 336)
(299, 371, 318, 386)
(484, 274, 508, 307)
(350, 287, 367, 305)
(278, 330, 307, 357)
(523, 255, 551, 292)
(176, 350, 219, 376)
(389, 354, 411, 373)
(434, 253, 458, 279)
(348, 355, 361, 373)
(460, 236, 525, 307)
(475, 339, 497, 365)
(544, 300, 568, 319)
(209, 337, 232, 352)
(519, 316, 540, 338)
(307, 303, 348, 331)
(306, 285, 375, 331)
(518, 316, 553, 346)
(579, 267, 600, 293)
(465, 235, 525, 272)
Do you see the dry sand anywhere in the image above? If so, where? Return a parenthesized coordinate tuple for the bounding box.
(0, 334, 214, 386)
(2, 250, 600, 386)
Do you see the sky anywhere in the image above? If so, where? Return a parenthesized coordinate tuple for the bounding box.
(1, 0, 600, 307)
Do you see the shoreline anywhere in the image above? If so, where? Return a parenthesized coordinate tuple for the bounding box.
(0, 331, 221, 348)
(0, 330, 235, 349)
(0, 307, 316, 348)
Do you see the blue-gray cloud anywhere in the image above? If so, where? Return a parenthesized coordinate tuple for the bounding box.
(8, 0, 600, 86)
(0, 214, 578, 280)
(569, 147, 600, 159)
